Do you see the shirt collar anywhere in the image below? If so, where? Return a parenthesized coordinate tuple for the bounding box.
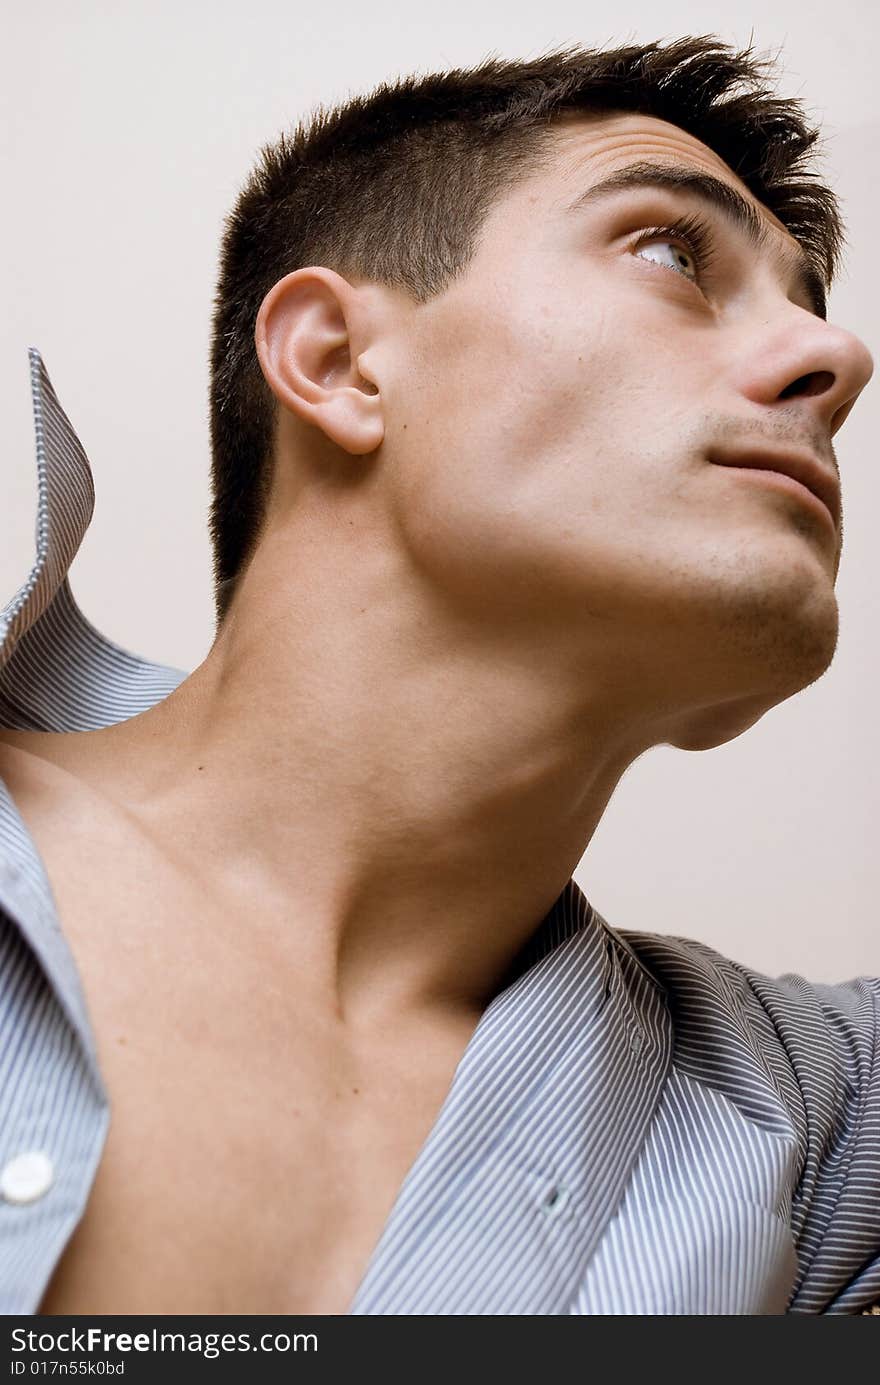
(0, 349, 187, 1084)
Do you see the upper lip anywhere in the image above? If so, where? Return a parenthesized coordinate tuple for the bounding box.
(709, 446, 840, 530)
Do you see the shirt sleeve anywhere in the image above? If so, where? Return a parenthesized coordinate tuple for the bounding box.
(740, 969, 880, 1313)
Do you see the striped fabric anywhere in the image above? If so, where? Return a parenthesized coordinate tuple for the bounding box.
(0, 348, 878, 1315)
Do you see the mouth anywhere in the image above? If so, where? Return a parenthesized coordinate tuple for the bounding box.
(708, 447, 840, 534)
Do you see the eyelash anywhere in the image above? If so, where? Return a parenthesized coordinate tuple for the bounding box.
(629, 212, 719, 289)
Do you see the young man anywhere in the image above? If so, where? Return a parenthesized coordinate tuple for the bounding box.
(0, 36, 876, 1315)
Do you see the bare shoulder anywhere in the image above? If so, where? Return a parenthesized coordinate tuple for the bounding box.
(0, 732, 77, 807)
(0, 729, 117, 799)
(0, 730, 52, 787)
(0, 730, 130, 868)
(0, 728, 71, 767)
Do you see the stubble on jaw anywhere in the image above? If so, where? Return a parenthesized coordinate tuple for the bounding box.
(688, 538, 839, 699)
(655, 583, 838, 753)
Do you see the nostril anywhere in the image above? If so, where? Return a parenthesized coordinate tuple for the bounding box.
(779, 370, 835, 400)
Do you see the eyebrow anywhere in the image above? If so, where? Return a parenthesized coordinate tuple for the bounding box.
(565, 160, 827, 319)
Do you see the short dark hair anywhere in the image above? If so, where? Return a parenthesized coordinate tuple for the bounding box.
(207, 33, 845, 631)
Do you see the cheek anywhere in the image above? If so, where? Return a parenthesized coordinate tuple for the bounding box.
(385, 331, 585, 605)
(385, 406, 624, 625)
(383, 281, 683, 623)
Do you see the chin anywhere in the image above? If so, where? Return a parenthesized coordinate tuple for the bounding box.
(665, 597, 840, 753)
(667, 695, 793, 751)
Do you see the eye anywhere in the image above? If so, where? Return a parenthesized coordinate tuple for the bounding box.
(630, 212, 718, 291)
(635, 236, 698, 282)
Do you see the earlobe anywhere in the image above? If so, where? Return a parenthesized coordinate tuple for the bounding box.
(254, 267, 385, 457)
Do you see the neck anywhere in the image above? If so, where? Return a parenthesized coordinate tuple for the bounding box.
(46, 523, 658, 1030)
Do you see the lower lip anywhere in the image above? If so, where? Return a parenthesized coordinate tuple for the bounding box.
(717, 465, 837, 535)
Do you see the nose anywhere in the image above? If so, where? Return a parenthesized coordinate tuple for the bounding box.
(752, 310, 875, 439)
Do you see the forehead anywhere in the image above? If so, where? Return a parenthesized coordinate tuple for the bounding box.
(530, 110, 793, 242)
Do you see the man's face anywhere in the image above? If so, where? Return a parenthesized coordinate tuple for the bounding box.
(384, 112, 874, 746)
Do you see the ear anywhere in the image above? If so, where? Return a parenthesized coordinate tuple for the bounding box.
(254, 267, 385, 456)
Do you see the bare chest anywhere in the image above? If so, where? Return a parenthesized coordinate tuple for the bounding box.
(0, 751, 468, 1315)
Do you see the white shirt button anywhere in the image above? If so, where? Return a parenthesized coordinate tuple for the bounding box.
(629, 1029, 645, 1057)
(0, 1150, 55, 1204)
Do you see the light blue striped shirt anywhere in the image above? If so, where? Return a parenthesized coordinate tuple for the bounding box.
(1, 349, 878, 1315)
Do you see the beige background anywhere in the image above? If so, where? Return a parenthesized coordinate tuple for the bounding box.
(1, 2, 876, 983)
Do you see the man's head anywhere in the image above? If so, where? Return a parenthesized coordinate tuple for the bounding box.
(208, 36, 873, 752)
